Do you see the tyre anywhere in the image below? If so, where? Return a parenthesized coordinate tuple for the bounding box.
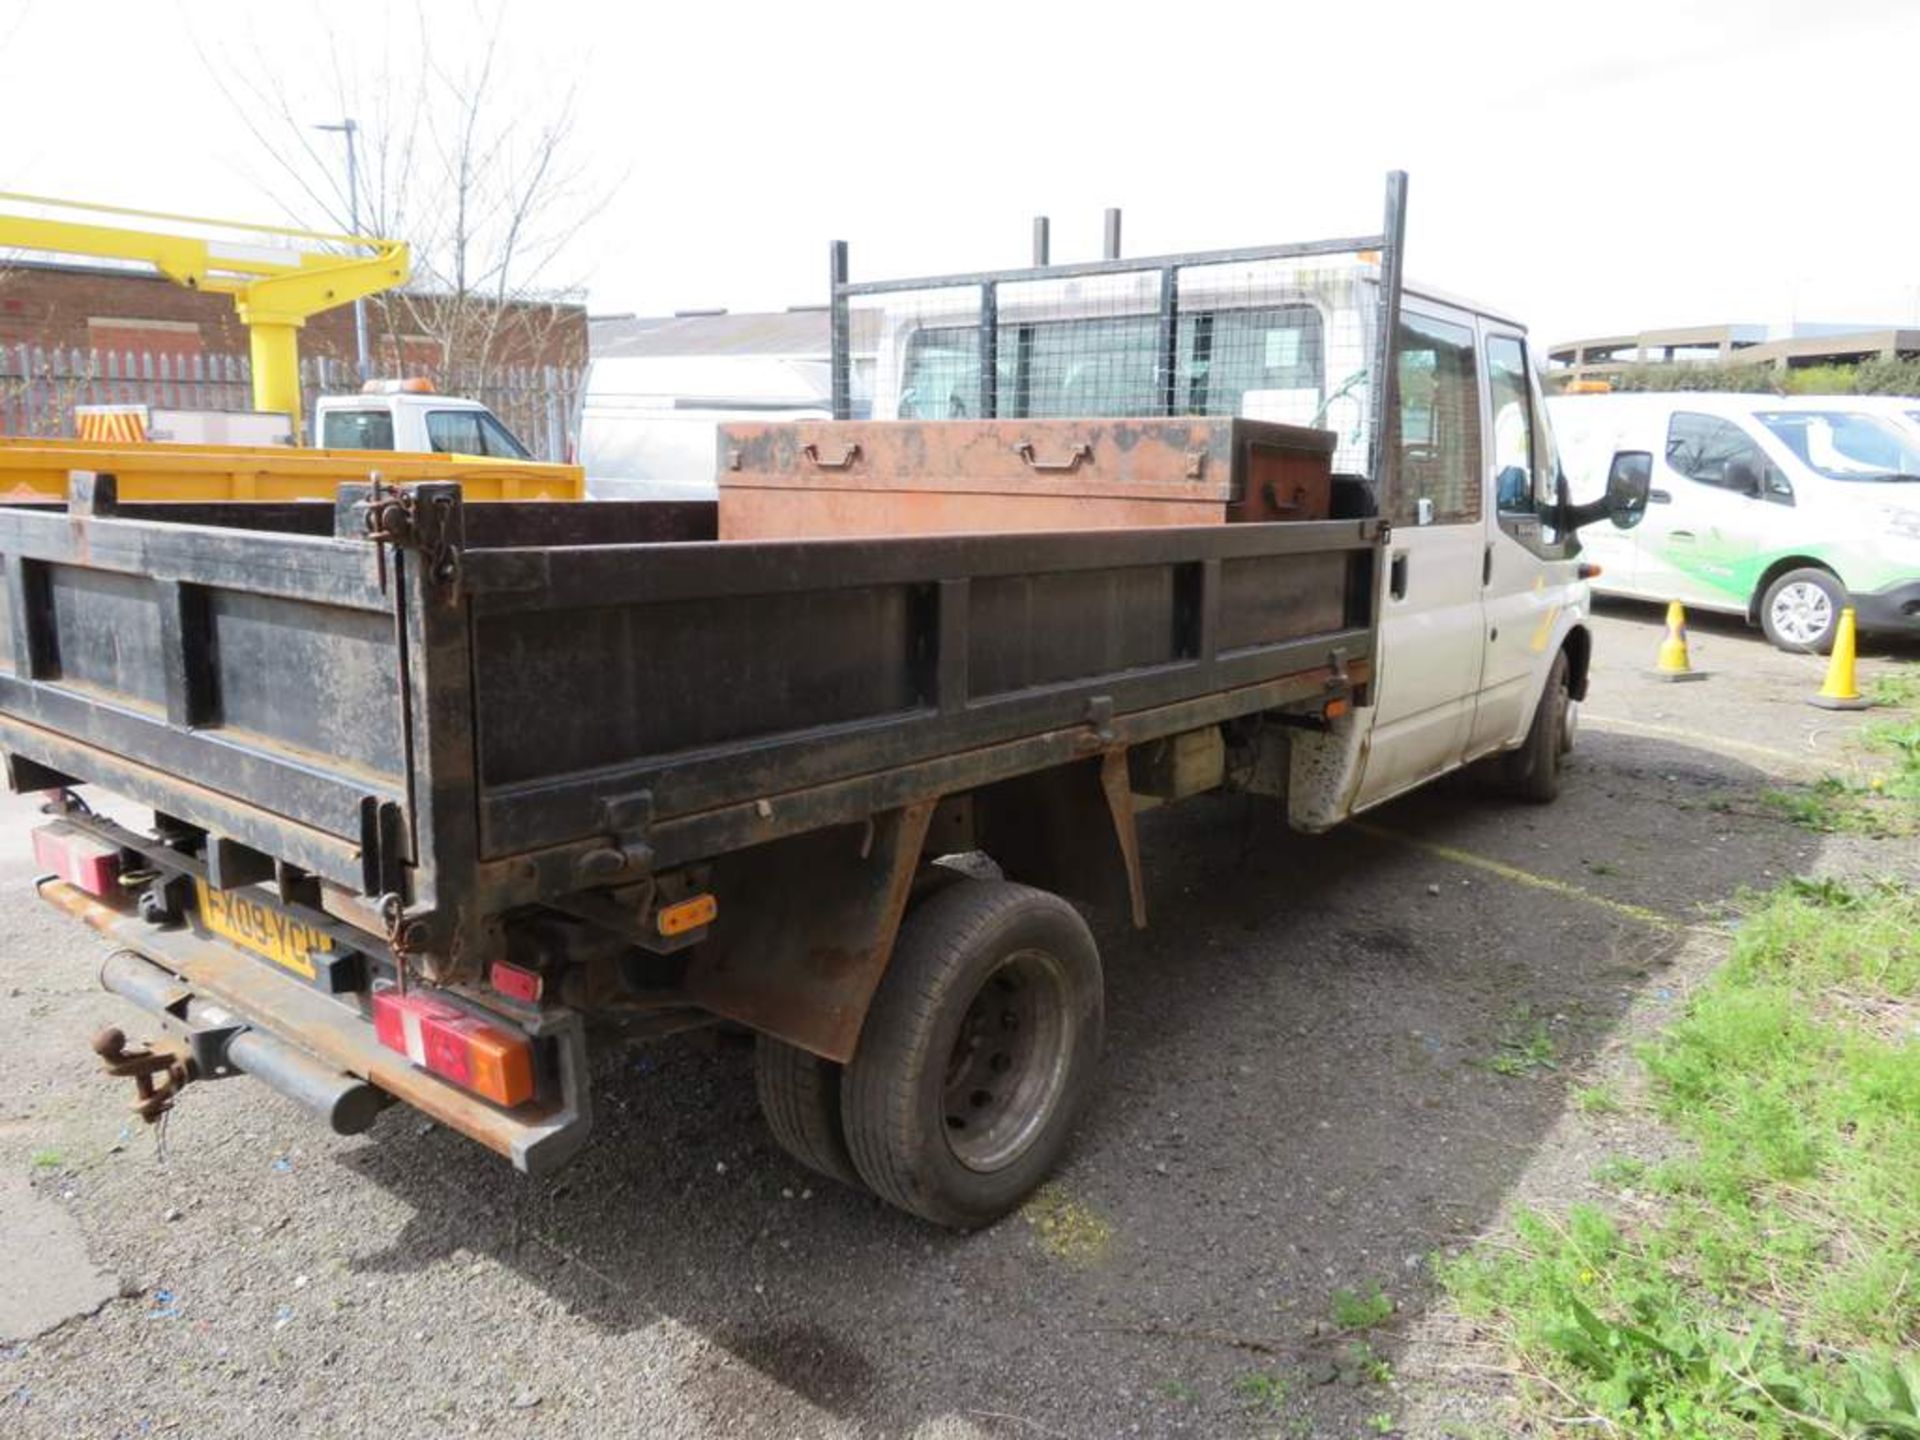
(1500, 650, 1571, 804)
(754, 1036, 864, 1190)
(842, 880, 1103, 1229)
(1760, 567, 1844, 654)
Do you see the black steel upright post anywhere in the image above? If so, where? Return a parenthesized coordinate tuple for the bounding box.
(1368, 171, 1409, 513)
(1156, 267, 1181, 416)
(980, 282, 999, 419)
(829, 240, 851, 421)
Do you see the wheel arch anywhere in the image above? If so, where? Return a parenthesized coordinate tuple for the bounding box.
(1748, 555, 1838, 623)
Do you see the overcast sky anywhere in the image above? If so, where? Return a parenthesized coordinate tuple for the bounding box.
(4, 0, 1915, 346)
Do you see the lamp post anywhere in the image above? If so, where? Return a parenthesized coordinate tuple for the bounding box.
(315, 118, 370, 381)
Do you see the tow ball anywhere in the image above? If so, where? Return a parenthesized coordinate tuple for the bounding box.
(91, 1026, 196, 1124)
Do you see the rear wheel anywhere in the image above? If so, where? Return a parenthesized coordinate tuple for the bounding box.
(755, 1036, 864, 1190)
(1500, 650, 1571, 803)
(1760, 567, 1844, 653)
(842, 880, 1103, 1229)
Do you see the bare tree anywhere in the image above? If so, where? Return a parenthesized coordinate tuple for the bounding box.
(200, 2, 604, 387)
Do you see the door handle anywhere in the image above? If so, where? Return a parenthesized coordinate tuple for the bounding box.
(1670, 530, 1696, 542)
(1648, 488, 1672, 504)
(1390, 551, 1410, 600)
(1482, 542, 1493, 587)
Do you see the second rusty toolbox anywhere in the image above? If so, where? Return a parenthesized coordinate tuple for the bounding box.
(716, 417, 1336, 538)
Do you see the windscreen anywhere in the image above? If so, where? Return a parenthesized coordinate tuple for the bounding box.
(1754, 409, 1920, 481)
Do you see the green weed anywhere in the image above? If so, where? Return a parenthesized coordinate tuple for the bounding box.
(1330, 1283, 1394, 1331)
(1483, 1005, 1560, 1077)
(1574, 1082, 1625, 1115)
(1868, 666, 1920, 709)
(1231, 1371, 1289, 1411)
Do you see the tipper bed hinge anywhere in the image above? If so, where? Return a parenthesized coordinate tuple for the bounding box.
(342, 477, 464, 593)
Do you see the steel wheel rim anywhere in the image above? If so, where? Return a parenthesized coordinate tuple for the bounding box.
(1771, 582, 1833, 647)
(941, 947, 1074, 1173)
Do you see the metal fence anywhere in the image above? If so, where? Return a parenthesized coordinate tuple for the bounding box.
(0, 345, 582, 461)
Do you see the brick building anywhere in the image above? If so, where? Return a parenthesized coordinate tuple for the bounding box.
(0, 259, 588, 375)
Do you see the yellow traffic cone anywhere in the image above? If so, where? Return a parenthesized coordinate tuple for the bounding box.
(1808, 606, 1871, 711)
(1649, 600, 1707, 682)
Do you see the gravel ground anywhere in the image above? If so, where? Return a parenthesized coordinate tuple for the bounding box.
(0, 603, 1911, 1440)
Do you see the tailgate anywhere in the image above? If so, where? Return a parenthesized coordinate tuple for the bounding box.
(0, 481, 414, 896)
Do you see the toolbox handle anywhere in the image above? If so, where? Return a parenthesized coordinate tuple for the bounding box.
(800, 441, 863, 470)
(1013, 441, 1093, 474)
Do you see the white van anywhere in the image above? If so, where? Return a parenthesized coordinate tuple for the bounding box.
(1549, 392, 1920, 651)
(576, 354, 833, 501)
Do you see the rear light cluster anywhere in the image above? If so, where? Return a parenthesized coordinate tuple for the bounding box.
(371, 990, 534, 1108)
(33, 821, 122, 898)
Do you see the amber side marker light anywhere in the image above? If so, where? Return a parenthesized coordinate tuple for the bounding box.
(657, 893, 718, 937)
(1324, 697, 1350, 721)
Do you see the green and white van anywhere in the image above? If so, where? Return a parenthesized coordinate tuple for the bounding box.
(1548, 392, 1920, 651)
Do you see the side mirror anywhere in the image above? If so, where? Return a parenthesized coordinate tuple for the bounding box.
(1604, 450, 1653, 527)
(1722, 457, 1763, 498)
(1563, 450, 1651, 532)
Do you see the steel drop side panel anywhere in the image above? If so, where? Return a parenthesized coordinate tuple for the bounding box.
(0, 483, 1379, 963)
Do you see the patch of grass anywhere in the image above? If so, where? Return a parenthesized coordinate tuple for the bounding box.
(1574, 1081, 1625, 1116)
(1330, 1283, 1394, 1331)
(1231, 1370, 1289, 1411)
(1440, 878, 1920, 1437)
(1367, 1413, 1399, 1435)
(30, 1148, 63, 1169)
(1019, 1183, 1112, 1267)
(1869, 665, 1920, 709)
(1156, 1378, 1197, 1403)
(1592, 1155, 1647, 1189)
(1482, 1005, 1560, 1078)
(1760, 774, 1915, 836)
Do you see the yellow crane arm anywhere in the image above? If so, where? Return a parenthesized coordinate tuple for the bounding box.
(0, 192, 410, 437)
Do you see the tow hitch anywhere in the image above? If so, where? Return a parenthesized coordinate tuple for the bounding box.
(91, 1025, 195, 1124)
(90, 948, 389, 1136)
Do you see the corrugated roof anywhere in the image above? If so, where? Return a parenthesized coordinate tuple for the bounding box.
(590, 309, 879, 359)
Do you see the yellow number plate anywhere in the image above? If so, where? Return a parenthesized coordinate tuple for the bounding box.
(194, 880, 332, 981)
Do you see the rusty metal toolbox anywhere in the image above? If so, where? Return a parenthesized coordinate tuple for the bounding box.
(716, 418, 1335, 538)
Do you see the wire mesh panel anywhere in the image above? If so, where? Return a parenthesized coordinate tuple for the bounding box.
(833, 174, 1407, 502)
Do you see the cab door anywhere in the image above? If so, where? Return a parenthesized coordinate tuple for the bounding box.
(1635, 410, 1773, 612)
(1352, 305, 1488, 809)
(1469, 329, 1574, 756)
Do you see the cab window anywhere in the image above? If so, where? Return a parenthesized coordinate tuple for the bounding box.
(477, 413, 532, 459)
(1485, 335, 1538, 514)
(426, 410, 484, 455)
(320, 409, 395, 451)
(1392, 311, 1481, 525)
(1667, 412, 1790, 500)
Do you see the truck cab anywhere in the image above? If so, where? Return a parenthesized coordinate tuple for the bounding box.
(852, 253, 1620, 817)
(313, 380, 535, 460)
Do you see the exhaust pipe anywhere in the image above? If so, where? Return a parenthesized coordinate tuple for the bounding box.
(100, 950, 388, 1135)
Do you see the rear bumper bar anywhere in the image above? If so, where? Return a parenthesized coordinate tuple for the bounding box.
(41, 880, 593, 1175)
